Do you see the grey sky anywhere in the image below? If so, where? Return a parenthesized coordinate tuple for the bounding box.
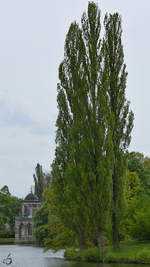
(0, 0, 149, 198)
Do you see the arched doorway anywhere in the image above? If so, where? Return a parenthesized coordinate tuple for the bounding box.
(27, 223, 32, 236)
(19, 223, 24, 239)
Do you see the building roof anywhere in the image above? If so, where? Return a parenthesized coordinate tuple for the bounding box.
(23, 192, 40, 202)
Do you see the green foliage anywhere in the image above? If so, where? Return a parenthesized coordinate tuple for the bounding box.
(64, 248, 81, 261)
(63, 242, 150, 263)
(118, 169, 144, 241)
(33, 163, 45, 200)
(144, 157, 150, 170)
(64, 247, 102, 262)
(0, 238, 14, 244)
(125, 171, 144, 201)
(0, 186, 11, 228)
(34, 225, 48, 247)
(128, 196, 150, 240)
(33, 203, 49, 246)
(119, 153, 150, 241)
(52, 1, 115, 250)
(34, 203, 48, 228)
(0, 185, 11, 195)
(33, 164, 51, 201)
(33, 188, 76, 250)
(0, 229, 14, 238)
(120, 195, 150, 241)
(30, 1, 139, 253)
(104, 241, 150, 262)
(135, 248, 150, 263)
(43, 172, 51, 189)
(103, 12, 134, 248)
(105, 252, 117, 261)
(131, 212, 150, 240)
(9, 196, 22, 229)
(81, 247, 102, 262)
(44, 215, 76, 251)
(0, 185, 21, 230)
(49, 1, 135, 251)
(127, 152, 150, 195)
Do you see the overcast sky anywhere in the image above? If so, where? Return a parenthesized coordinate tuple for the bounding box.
(0, 0, 149, 198)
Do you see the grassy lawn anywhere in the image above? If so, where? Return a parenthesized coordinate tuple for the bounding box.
(65, 241, 150, 263)
(104, 240, 150, 262)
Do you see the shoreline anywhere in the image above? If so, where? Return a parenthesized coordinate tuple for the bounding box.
(64, 242, 150, 264)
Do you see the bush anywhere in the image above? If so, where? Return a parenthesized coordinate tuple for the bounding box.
(0, 238, 14, 244)
(64, 248, 81, 261)
(125, 195, 150, 241)
(64, 247, 102, 262)
(0, 229, 14, 238)
(135, 248, 150, 263)
(105, 252, 118, 261)
(34, 225, 48, 247)
(81, 247, 102, 262)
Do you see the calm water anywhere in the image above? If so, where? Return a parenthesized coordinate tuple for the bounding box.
(0, 245, 149, 267)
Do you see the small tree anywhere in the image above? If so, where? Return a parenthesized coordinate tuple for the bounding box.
(128, 152, 150, 195)
(0, 186, 21, 231)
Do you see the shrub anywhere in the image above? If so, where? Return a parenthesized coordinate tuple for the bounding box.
(0, 229, 14, 238)
(135, 248, 150, 263)
(0, 238, 14, 244)
(34, 225, 48, 247)
(125, 195, 150, 241)
(81, 247, 102, 262)
(105, 252, 118, 261)
(64, 248, 81, 261)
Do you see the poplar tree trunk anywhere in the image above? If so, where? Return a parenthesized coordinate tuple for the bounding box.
(98, 228, 104, 256)
(112, 173, 119, 249)
(112, 212, 119, 249)
(80, 232, 87, 250)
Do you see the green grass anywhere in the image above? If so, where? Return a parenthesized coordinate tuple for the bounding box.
(0, 238, 14, 244)
(64, 241, 150, 263)
(105, 240, 150, 263)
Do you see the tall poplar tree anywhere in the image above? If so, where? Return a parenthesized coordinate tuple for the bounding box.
(52, 2, 113, 251)
(51, 2, 134, 251)
(33, 163, 44, 200)
(103, 13, 134, 249)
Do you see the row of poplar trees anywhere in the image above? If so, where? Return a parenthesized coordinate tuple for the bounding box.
(51, 2, 134, 251)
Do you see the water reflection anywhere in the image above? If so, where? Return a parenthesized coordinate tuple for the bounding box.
(0, 245, 150, 267)
(0, 245, 64, 267)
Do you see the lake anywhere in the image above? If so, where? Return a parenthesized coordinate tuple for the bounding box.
(0, 245, 149, 267)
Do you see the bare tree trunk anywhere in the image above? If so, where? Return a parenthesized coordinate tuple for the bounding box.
(98, 228, 104, 259)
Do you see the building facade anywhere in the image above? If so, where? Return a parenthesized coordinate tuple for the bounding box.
(15, 192, 40, 244)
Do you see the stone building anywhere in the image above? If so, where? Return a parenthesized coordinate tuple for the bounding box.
(15, 192, 40, 244)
